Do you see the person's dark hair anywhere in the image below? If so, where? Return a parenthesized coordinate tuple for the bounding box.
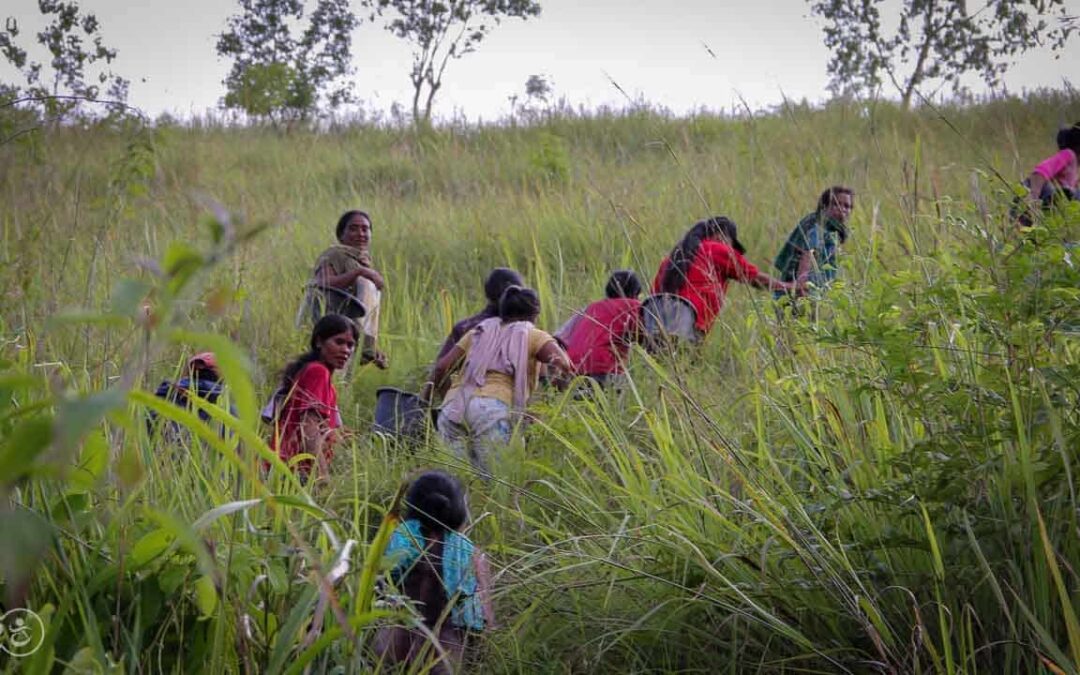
(1056, 123, 1080, 153)
(334, 210, 372, 243)
(605, 269, 642, 299)
(498, 285, 541, 322)
(401, 470, 469, 628)
(404, 470, 468, 532)
(817, 186, 854, 213)
(483, 267, 524, 309)
(659, 217, 744, 294)
(279, 313, 359, 390)
(190, 364, 221, 384)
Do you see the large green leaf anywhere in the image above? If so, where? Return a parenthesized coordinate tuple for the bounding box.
(195, 575, 218, 619)
(68, 428, 108, 491)
(53, 389, 126, 459)
(0, 509, 54, 588)
(161, 240, 205, 295)
(128, 528, 175, 570)
(192, 496, 331, 533)
(0, 416, 53, 484)
(108, 278, 154, 317)
(265, 586, 320, 675)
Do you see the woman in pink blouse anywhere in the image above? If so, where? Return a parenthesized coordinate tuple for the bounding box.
(1019, 122, 1080, 225)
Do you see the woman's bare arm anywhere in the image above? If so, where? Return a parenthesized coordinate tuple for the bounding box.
(748, 270, 801, 293)
(421, 345, 466, 402)
(537, 340, 572, 376)
(298, 411, 332, 475)
(316, 264, 385, 292)
(474, 552, 497, 628)
(1027, 172, 1049, 204)
(316, 264, 363, 290)
(358, 267, 385, 291)
(795, 249, 815, 284)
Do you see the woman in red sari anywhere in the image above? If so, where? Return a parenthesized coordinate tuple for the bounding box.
(269, 314, 358, 480)
(653, 217, 802, 339)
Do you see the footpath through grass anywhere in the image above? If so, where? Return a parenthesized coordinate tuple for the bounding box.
(1, 92, 1079, 673)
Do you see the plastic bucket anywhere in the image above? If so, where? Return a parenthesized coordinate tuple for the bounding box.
(301, 284, 368, 324)
(373, 387, 427, 438)
(641, 293, 699, 350)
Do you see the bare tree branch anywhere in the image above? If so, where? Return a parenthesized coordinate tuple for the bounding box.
(369, 0, 541, 126)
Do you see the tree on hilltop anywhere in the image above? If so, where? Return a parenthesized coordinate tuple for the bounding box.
(808, 0, 1076, 108)
(524, 73, 551, 103)
(369, 0, 542, 126)
(0, 0, 130, 120)
(216, 0, 359, 124)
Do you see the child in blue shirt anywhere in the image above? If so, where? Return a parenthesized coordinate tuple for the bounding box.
(375, 471, 495, 673)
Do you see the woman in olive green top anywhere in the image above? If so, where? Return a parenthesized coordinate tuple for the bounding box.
(304, 210, 388, 368)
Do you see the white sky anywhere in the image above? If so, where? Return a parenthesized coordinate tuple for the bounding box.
(3, 0, 1079, 122)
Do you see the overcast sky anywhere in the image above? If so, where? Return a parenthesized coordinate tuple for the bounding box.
(3, 0, 1079, 122)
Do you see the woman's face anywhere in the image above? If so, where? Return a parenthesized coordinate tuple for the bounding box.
(825, 193, 853, 224)
(340, 213, 372, 249)
(317, 330, 357, 371)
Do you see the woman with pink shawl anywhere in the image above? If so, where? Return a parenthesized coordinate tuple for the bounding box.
(423, 286, 571, 476)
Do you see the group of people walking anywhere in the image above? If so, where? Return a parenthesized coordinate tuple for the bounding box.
(166, 120, 1080, 486)
(263, 184, 859, 483)
(148, 120, 1078, 673)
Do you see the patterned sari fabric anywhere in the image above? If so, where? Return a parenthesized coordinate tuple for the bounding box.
(300, 245, 382, 350)
(267, 361, 340, 475)
(774, 211, 846, 288)
(384, 519, 485, 631)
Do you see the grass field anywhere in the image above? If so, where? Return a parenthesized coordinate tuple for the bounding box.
(2, 90, 1080, 673)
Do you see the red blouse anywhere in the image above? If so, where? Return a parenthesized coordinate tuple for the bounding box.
(652, 240, 759, 334)
(270, 361, 340, 472)
(561, 297, 642, 376)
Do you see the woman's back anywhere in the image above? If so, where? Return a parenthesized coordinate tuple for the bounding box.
(1033, 148, 1078, 190)
(444, 319, 557, 407)
(375, 471, 491, 674)
(562, 297, 642, 376)
(654, 239, 759, 334)
(386, 519, 484, 631)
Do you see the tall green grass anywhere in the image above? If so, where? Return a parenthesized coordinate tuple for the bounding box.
(1, 91, 1079, 672)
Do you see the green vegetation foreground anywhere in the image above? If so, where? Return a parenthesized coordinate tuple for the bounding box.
(1, 93, 1079, 673)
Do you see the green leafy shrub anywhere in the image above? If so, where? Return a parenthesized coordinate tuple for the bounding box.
(527, 132, 570, 185)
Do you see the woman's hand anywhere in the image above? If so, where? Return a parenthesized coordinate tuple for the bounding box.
(298, 413, 331, 477)
(428, 345, 466, 402)
(536, 341, 572, 380)
(372, 350, 389, 369)
(356, 267, 385, 291)
(474, 552, 498, 629)
(357, 349, 389, 369)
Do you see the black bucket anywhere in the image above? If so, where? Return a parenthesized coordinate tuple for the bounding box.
(302, 284, 367, 324)
(373, 387, 428, 439)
